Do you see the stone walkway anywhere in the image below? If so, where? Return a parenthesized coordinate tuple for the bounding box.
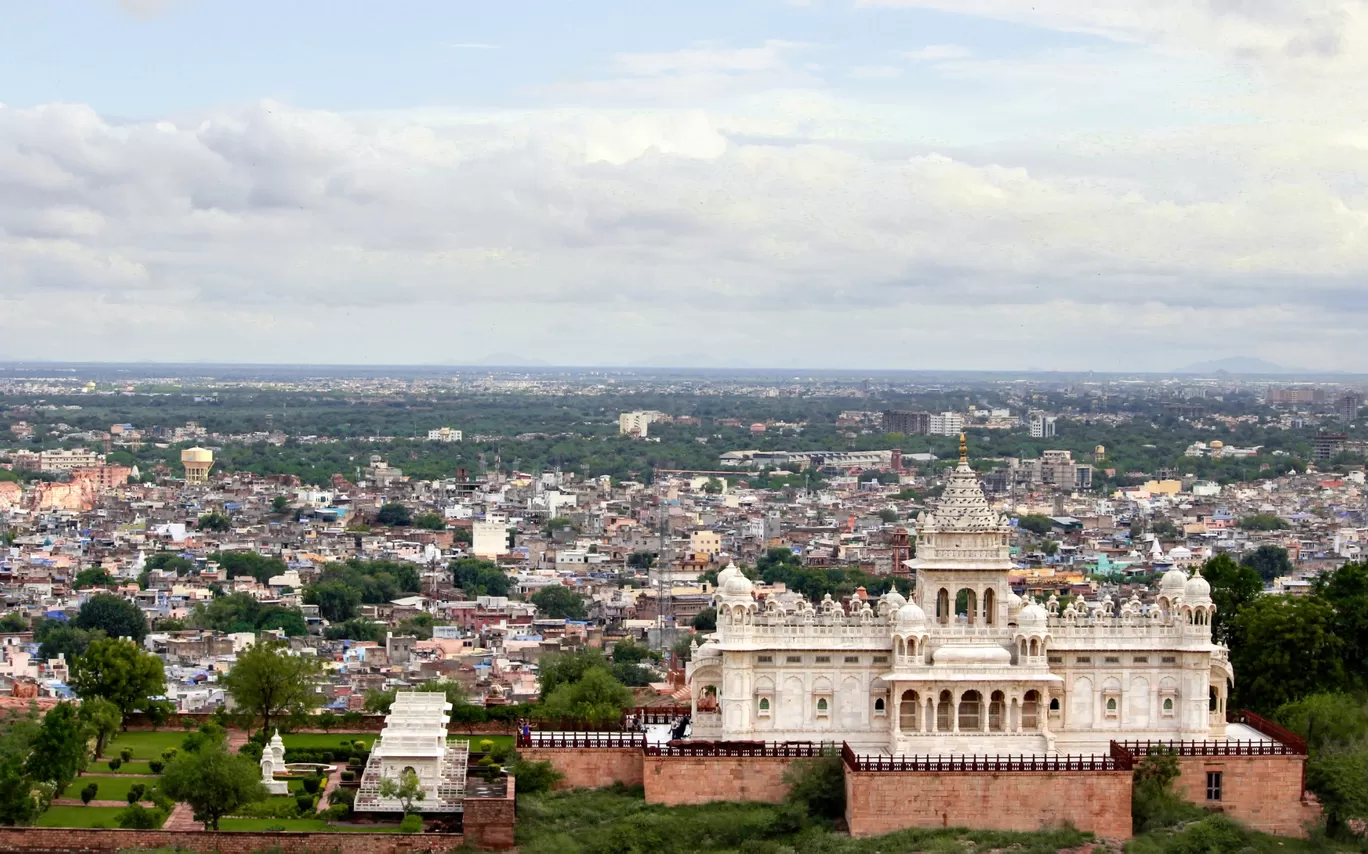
(161, 801, 199, 831)
(316, 764, 343, 814)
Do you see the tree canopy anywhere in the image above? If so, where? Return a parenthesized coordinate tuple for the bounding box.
(70, 637, 167, 719)
(159, 740, 267, 830)
(1241, 544, 1294, 582)
(72, 593, 148, 642)
(376, 503, 413, 527)
(450, 558, 510, 598)
(190, 592, 307, 636)
(220, 639, 322, 738)
(536, 667, 633, 727)
(531, 585, 588, 620)
(1231, 595, 1345, 713)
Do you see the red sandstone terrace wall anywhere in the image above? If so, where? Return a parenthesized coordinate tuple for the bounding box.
(0, 828, 462, 854)
(1171, 754, 1319, 838)
(643, 755, 801, 806)
(520, 747, 645, 790)
(845, 769, 1134, 840)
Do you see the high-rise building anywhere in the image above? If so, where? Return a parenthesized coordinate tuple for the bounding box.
(882, 410, 931, 435)
(427, 427, 463, 442)
(1029, 413, 1056, 438)
(618, 411, 660, 437)
(927, 412, 964, 436)
(1336, 392, 1360, 424)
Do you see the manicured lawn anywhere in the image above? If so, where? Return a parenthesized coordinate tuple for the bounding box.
(39, 805, 162, 828)
(70, 775, 158, 803)
(91, 760, 155, 775)
(219, 817, 329, 832)
(217, 817, 404, 833)
(106, 730, 188, 758)
(452, 734, 514, 753)
(282, 733, 375, 750)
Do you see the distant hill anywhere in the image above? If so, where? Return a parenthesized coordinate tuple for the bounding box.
(1177, 356, 1300, 375)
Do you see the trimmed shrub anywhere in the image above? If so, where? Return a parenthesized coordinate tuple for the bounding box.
(126, 783, 147, 804)
(507, 759, 562, 796)
(302, 776, 322, 794)
(264, 824, 287, 832)
(238, 741, 264, 762)
(326, 803, 350, 822)
(119, 748, 134, 762)
(329, 787, 356, 808)
(478, 739, 494, 753)
(107, 758, 122, 771)
(340, 770, 355, 782)
(399, 813, 423, 833)
(237, 797, 304, 819)
(296, 793, 315, 815)
(116, 804, 163, 829)
(80, 783, 98, 804)
(321, 751, 335, 763)
(161, 748, 178, 761)
(148, 760, 165, 774)
(353, 739, 367, 751)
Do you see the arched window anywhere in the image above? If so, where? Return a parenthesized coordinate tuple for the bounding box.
(1106, 697, 1118, 713)
(936, 588, 950, 624)
(1163, 697, 1175, 715)
(1209, 686, 1218, 712)
(816, 697, 829, 717)
(899, 690, 918, 731)
(1049, 697, 1061, 712)
(1028, 638, 1039, 657)
(758, 697, 770, 715)
(1022, 690, 1040, 730)
(874, 697, 886, 716)
(959, 690, 982, 731)
(937, 690, 952, 731)
(956, 589, 977, 625)
(989, 691, 1006, 732)
(984, 588, 996, 625)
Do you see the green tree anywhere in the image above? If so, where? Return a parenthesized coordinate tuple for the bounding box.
(159, 742, 268, 830)
(378, 768, 425, 813)
(72, 567, 115, 589)
(413, 512, 446, 531)
(1240, 513, 1290, 531)
(78, 697, 123, 758)
(220, 640, 322, 739)
(1315, 561, 1368, 685)
(305, 580, 362, 622)
(0, 612, 25, 633)
(0, 707, 39, 826)
(70, 637, 167, 720)
(1275, 693, 1368, 755)
(1198, 554, 1263, 646)
(782, 754, 845, 821)
(691, 608, 717, 632)
(876, 508, 899, 524)
(1241, 544, 1294, 582)
(1015, 514, 1053, 536)
(449, 558, 509, 597)
(536, 667, 632, 726)
(197, 511, 232, 533)
(530, 585, 587, 620)
(376, 503, 412, 527)
(72, 593, 148, 642)
(1307, 744, 1368, 837)
(24, 704, 87, 795)
(1231, 595, 1345, 712)
(35, 624, 103, 662)
(626, 551, 656, 571)
(270, 495, 291, 513)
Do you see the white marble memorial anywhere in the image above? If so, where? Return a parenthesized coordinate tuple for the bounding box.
(687, 436, 1233, 754)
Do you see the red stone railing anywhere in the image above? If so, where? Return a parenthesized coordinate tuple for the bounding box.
(1228, 709, 1308, 754)
(645, 740, 837, 757)
(842, 745, 1126, 773)
(1116, 738, 1299, 757)
(517, 732, 645, 748)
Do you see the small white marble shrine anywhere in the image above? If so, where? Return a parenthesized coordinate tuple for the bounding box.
(259, 730, 289, 795)
(355, 691, 469, 812)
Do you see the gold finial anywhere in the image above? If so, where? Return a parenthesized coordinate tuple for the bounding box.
(959, 432, 967, 463)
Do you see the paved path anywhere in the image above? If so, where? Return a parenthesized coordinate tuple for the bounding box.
(316, 764, 343, 814)
(162, 801, 199, 831)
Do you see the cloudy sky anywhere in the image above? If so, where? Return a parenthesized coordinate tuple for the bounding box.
(4, 0, 1368, 371)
